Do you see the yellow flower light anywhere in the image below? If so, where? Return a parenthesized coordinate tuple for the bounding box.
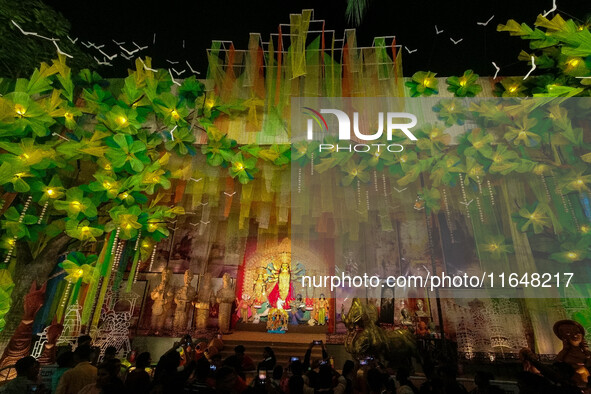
(351, 169, 358, 176)
(508, 85, 518, 93)
(120, 192, 129, 199)
(567, 58, 580, 68)
(64, 112, 74, 121)
(459, 78, 467, 87)
(81, 226, 90, 233)
(581, 225, 590, 234)
(14, 173, 25, 178)
(14, 104, 26, 117)
(74, 269, 84, 278)
(103, 181, 112, 189)
(8, 239, 15, 246)
(489, 243, 499, 251)
(46, 188, 55, 196)
(205, 98, 215, 109)
(171, 109, 180, 120)
(567, 252, 578, 260)
(116, 116, 128, 126)
(148, 223, 157, 231)
(235, 162, 245, 171)
(104, 164, 112, 170)
(71, 201, 82, 210)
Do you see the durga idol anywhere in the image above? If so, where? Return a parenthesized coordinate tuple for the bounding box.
(267, 253, 294, 309)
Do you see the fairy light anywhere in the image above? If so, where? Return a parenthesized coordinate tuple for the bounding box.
(133, 260, 141, 283)
(37, 201, 49, 224)
(487, 179, 495, 206)
(567, 252, 578, 260)
(116, 116, 128, 126)
(476, 175, 483, 195)
(357, 180, 361, 210)
(374, 171, 378, 192)
(59, 282, 73, 312)
(310, 153, 314, 176)
(2, 196, 34, 262)
(476, 196, 484, 223)
(382, 173, 387, 198)
(46, 189, 55, 197)
(540, 175, 551, 202)
(366, 190, 370, 212)
(459, 174, 470, 219)
(459, 78, 467, 87)
(170, 109, 180, 120)
(14, 104, 26, 117)
(508, 85, 518, 93)
(148, 246, 157, 271)
(235, 163, 244, 171)
(134, 230, 142, 251)
(297, 167, 302, 194)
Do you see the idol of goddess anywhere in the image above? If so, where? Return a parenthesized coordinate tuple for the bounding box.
(252, 269, 267, 306)
(237, 293, 253, 323)
(315, 294, 329, 325)
(173, 270, 196, 332)
(216, 273, 235, 334)
(151, 269, 174, 334)
(267, 253, 294, 308)
(193, 272, 214, 330)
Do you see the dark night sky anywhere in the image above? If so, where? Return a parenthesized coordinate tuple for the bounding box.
(43, 0, 590, 77)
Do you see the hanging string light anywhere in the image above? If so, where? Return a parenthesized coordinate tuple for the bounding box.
(3, 196, 33, 264)
(487, 179, 495, 206)
(148, 246, 157, 272)
(310, 153, 315, 176)
(458, 174, 471, 219)
(382, 173, 387, 198)
(37, 201, 49, 224)
(298, 167, 302, 194)
(373, 170, 378, 192)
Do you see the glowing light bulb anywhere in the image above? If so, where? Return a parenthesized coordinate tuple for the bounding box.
(235, 163, 244, 171)
(105, 164, 112, 170)
(117, 116, 128, 126)
(459, 78, 467, 87)
(125, 223, 132, 230)
(103, 182, 112, 189)
(64, 112, 74, 120)
(529, 213, 537, 220)
(567, 252, 578, 259)
(581, 225, 590, 233)
(75, 269, 84, 277)
(14, 173, 25, 178)
(489, 244, 499, 251)
(509, 85, 518, 93)
(71, 201, 81, 209)
(351, 169, 358, 176)
(7, 239, 15, 246)
(568, 58, 580, 67)
(14, 104, 26, 117)
(423, 78, 431, 87)
(121, 192, 129, 199)
(171, 109, 180, 120)
(81, 226, 90, 233)
(576, 178, 584, 186)
(46, 189, 55, 196)
(142, 242, 150, 248)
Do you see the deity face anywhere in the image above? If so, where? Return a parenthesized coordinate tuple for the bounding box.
(416, 299, 424, 311)
(280, 262, 289, 272)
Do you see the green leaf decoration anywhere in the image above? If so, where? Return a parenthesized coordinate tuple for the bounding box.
(405, 71, 439, 97)
(446, 70, 482, 97)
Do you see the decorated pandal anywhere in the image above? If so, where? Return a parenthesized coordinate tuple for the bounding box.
(1, 12, 591, 392)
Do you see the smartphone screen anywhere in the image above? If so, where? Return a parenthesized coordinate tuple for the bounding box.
(259, 370, 266, 381)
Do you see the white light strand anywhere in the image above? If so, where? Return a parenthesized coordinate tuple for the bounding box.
(310, 153, 315, 176)
(148, 247, 157, 271)
(298, 167, 302, 194)
(459, 174, 471, 219)
(374, 171, 378, 192)
(487, 180, 495, 206)
(37, 201, 49, 224)
(134, 231, 142, 251)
